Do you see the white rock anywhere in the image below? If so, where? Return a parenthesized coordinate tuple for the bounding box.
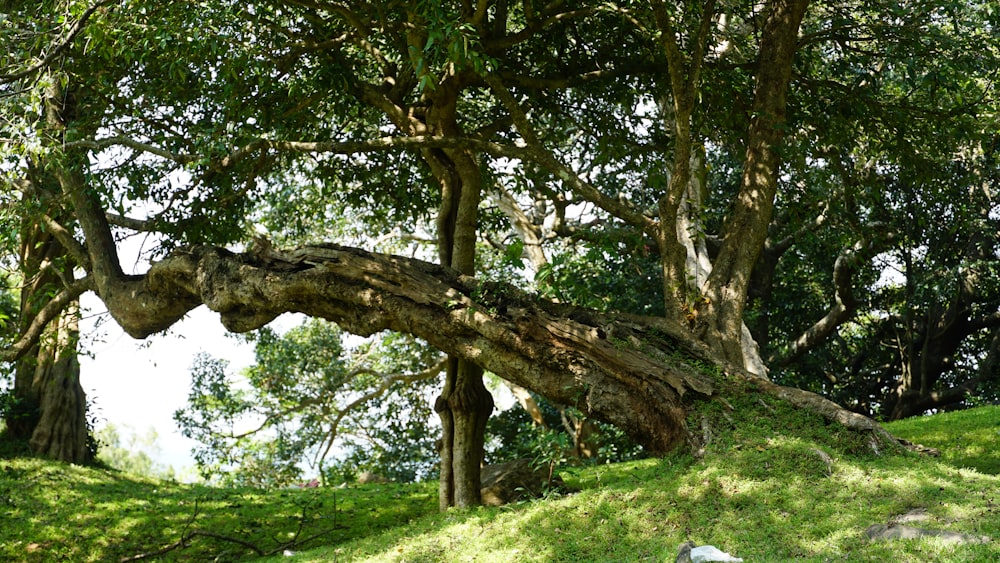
(690, 545, 743, 562)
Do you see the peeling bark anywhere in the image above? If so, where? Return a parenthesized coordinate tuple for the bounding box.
(64, 239, 887, 451)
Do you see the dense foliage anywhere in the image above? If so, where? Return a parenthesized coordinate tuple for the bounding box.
(0, 0, 998, 496)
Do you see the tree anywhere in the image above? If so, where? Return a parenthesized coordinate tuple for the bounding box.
(95, 422, 176, 480)
(175, 321, 442, 487)
(4, 0, 993, 510)
(0, 1, 103, 462)
(747, 0, 1000, 419)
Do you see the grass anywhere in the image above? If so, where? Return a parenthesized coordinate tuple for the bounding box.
(0, 463, 437, 562)
(884, 406, 1000, 475)
(1, 404, 998, 562)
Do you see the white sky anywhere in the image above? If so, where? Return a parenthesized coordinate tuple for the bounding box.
(74, 235, 515, 476)
(79, 293, 258, 471)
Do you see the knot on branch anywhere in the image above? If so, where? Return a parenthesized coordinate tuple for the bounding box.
(195, 246, 282, 332)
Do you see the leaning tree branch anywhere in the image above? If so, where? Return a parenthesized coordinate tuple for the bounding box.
(771, 226, 895, 367)
(65, 232, 891, 452)
(0, 277, 94, 362)
(86, 237, 711, 452)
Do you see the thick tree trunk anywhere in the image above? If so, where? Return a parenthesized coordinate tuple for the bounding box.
(8, 215, 90, 463)
(3, 71, 91, 463)
(24, 304, 89, 463)
(697, 0, 809, 365)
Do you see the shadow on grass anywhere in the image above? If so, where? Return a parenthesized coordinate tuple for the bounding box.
(315, 437, 1000, 562)
(0, 459, 437, 562)
(5, 407, 1000, 562)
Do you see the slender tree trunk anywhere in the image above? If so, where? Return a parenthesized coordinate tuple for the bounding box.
(425, 78, 494, 509)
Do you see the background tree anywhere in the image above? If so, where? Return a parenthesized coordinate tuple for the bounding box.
(748, 0, 1000, 419)
(95, 422, 177, 480)
(176, 320, 443, 488)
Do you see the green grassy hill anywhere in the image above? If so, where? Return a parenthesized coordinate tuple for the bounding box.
(2, 405, 998, 562)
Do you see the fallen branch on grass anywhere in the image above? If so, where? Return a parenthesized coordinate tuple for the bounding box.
(119, 490, 343, 562)
(119, 530, 264, 562)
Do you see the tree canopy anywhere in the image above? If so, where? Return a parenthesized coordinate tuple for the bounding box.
(1, 0, 998, 507)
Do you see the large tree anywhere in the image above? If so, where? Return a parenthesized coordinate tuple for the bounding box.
(0, 1, 104, 461)
(3, 0, 994, 508)
(748, 0, 1000, 419)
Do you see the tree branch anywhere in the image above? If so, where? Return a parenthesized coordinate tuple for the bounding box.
(771, 226, 894, 367)
(66, 133, 530, 172)
(0, 277, 93, 362)
(105, 212, 157, 233)
(64, 135, 201, 165)
(0, 0, 118, 84)
(484, 74, 657, 236)
(87, 239, 714, 452)
(40, 214, 91, 270)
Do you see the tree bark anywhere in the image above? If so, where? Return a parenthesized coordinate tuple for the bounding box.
(59, 238, 888, 450)
(698, 0, 809, 364)
(650, 0, 717, 323)
(25, 303, 89, 462)
(436, 358, 493, 509)
(8, 196, 90, 463)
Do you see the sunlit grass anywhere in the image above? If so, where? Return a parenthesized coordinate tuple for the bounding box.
(885, 405, 1000, 474)
(268, 405, 1000, 563)
(1, 405, 998, 562)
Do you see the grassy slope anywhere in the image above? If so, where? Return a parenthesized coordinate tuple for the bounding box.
(885, 406, 1000, 475)
(270, 403, 1000, 563)
(1, 404, 997, 562)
